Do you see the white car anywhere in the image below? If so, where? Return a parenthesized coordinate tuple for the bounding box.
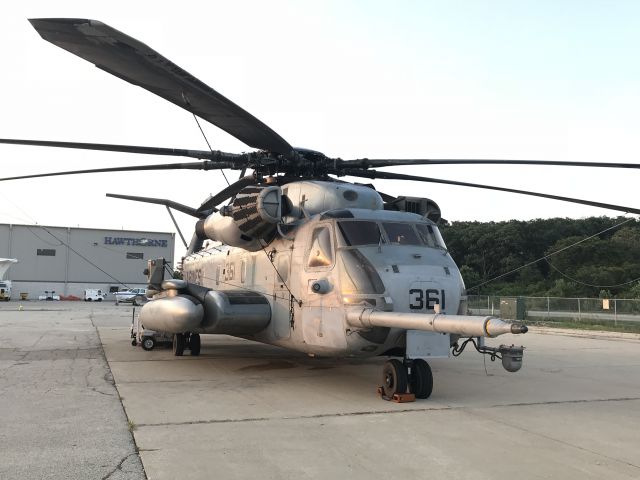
(115, 288, 147, 305)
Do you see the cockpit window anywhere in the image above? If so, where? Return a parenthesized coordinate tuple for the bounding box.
(337, 221, 383, 247)
(306, 226, 334, 268)
(338, 250, 385, 294)
(382, 222, 421, 245)
(416, 223, 446, 249)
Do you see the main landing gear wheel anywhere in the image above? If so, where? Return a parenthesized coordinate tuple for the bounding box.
(189, 333, 201, 356)
(381, 359, 408, 397)
(410, 359, 433, 399)
(173, 333, 185, 356)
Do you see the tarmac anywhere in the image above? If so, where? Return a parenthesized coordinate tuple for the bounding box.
(1, 301, 639, 479)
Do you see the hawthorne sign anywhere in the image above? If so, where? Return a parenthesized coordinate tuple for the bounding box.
(104, 237, 168, 247)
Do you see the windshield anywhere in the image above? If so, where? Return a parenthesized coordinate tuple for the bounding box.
(337, 221, 382, 246)
(382, 222, 422, 245)
(416, 223, 446, 249)
(337, 219, 446, 250)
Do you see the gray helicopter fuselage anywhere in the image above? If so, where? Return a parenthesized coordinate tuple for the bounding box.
(183, 181, 464, 357)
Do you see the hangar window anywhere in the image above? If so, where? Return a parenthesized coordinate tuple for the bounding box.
(126, 252, 144, 259)
(37, 249, 56, 256)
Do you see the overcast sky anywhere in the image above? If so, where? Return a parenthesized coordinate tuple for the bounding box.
(1, 1, 639, 260)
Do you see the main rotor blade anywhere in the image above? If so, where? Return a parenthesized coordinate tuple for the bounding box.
(106, 193, 205, 218)
(345, 170, 640, 215)
(29, 18, 293, 155)
(340, 158, 640, 169)
(0, 161, 232, 182)
(197, 176, 257, 213)
(0, 138, 220, 160)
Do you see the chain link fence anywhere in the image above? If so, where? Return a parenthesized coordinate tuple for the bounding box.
(468, 295, 640, 325)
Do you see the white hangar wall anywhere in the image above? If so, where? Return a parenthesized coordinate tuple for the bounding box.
(0, 223, 175, 299)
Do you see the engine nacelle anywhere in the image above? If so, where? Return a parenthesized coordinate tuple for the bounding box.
(139, 281, 271, 336)
(200, 290, 271, 335)
(199, 185, 282, 250)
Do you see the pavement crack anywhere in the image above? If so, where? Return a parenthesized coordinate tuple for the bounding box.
(137, 406, 456, 427)
(101, 452, 137, 480)
(487, 396, 640, 409)
(472, 409, 640, 470)
(135, 397, 640, 428)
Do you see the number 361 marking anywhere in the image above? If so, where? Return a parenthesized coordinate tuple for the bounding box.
(409, 289, 446, 311)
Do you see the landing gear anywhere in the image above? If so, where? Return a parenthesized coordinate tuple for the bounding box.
(173, 333, 185, 356)
(380, 358, 433, 400)
(173, 333, 201, 356)
(381, 359, 408, 398)
(410, 359, 433, 399)
(189, 333, 201, 356)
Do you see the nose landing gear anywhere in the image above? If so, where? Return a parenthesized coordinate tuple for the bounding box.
(172, 332, 201, 356)
(380, 358, 433, 401)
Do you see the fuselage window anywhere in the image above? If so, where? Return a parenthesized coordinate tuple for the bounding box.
(382, 222, 421, 245)
(337, 221, 383, 246)
(307, 226, 334, 268)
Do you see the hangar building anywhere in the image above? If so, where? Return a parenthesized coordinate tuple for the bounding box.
(0, 223, 175, 299)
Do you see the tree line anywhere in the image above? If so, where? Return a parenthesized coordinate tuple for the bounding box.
(440, 216, 640, 299)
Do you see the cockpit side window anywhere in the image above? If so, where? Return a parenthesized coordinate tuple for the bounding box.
(306, 226, 334, 269)
(337, 221, 383, 247)
(381, 222, 421, 245)
(416, 223, 446, 249)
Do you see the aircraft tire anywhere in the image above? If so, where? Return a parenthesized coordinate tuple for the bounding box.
(189, 334, 201, 356)
(173, 333, 185, 356)
(410, 359, 433, 399)
(382, 359, 408, 397)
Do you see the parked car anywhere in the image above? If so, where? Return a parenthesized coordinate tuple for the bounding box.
(115, 288, 147, 305)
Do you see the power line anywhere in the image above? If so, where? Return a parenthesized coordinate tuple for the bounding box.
(545, 259, 640, 288)
(469, 216, 636, 291)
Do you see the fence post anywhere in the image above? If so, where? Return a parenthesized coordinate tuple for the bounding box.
(547, 296, 550, 319)
(614, 299, 617, 326)
(578, 298, 581, 322)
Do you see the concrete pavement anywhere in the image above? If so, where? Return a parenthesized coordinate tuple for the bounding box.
(0, 302, 144, 480)
(2, 301, 639, 479)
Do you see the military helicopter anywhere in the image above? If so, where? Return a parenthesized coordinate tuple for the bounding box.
(3, 18, 640, 400)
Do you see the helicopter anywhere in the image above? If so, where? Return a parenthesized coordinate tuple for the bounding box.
(2, 18, 640, 400)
